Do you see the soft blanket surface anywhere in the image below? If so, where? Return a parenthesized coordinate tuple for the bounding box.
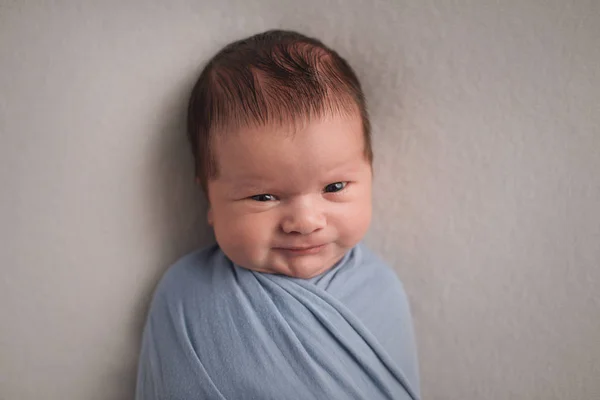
(136, 243, 420, 399)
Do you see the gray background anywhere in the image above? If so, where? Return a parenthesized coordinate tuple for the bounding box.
(1, 1, 599, 399)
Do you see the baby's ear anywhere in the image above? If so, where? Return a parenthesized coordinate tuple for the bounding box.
(207, 207, 214, 226)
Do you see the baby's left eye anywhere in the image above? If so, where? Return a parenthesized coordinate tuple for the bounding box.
(324, 182, 347, 193)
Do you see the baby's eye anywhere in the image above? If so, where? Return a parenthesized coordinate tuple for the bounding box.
(250, 194, 277, 202)
(323, 182, 347, 193)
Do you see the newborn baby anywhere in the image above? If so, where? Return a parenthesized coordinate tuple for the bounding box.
(135, 29, 420, 400)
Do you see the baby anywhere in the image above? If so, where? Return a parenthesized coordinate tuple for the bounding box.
(136, 30, 420, 400)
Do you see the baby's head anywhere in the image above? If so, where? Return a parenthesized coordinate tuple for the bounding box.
(187, 30, 373, 278)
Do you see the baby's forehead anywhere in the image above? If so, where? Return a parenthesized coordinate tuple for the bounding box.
(212, 113, 366, 181)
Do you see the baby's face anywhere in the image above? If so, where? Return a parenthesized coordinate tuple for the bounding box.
(207, 113, 372, 278)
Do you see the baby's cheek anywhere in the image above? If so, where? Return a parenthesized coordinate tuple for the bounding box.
(231, 219, 261, 247)
(337, 203, 372, 246)
(235, 214, 276, 251)
(214, 220, 257, 266)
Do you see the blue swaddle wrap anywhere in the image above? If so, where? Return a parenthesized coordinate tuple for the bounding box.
(136, 243, 420, 399)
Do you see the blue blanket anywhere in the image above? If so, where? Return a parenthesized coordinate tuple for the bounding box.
(136, 243, 420, 399)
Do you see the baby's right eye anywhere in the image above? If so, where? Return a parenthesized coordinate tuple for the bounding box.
(250, 194, 277, 202)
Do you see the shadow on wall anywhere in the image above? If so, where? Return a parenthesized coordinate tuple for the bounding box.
(124, 74, 215, 397)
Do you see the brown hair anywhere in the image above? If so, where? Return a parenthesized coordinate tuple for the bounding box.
(187, 29, 372, 194)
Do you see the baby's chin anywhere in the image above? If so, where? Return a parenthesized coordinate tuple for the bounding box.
(272, 260, 333, 279)
(251, 262, 333, 279)
(231, 245, 347, 279)
(266, 246, 347, 279)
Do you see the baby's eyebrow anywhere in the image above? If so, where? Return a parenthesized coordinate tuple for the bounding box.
(225, 175, 270, 185)
(223, 176, 274, 192)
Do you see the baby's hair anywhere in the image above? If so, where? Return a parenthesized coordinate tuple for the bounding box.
(187, 29, 372, 194)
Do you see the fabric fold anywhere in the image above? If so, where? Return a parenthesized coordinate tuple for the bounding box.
(136, 243, 420, 400)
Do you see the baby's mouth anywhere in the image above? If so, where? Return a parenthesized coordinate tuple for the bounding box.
(274, 243, 327, 256)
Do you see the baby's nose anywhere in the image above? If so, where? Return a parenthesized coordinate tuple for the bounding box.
(280, 203, 326, 235)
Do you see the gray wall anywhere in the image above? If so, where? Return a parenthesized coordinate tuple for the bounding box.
(1, 1, 599, 399)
